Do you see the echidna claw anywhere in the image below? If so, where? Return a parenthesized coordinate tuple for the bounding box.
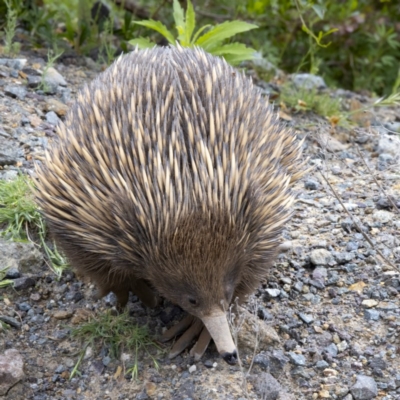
(162, 316, 205, 359)
(190, 327, 212, 361)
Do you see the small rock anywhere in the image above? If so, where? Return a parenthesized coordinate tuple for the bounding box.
(27, 75, 42, 88)
(288, 352, 306, 366)
(324, 343, 338, 358)
(298, 313, 314, 324)
(43, 67, 67, 87)
(0, 58, 27, 70)
(4, 84, 27, 100)
(310, 250, 334, 266)
(334, 202, 359, 212)
(319, 390, 330, 398)
(255, 372, 282, 400)
(361, 299, 378, 308)
(4, 268, 20, 279)
(377, 135, 400, 157)
(269, 351, 289, 377)
(315, 360, 329, 369)
(188, 364, 196, 373)
(45, 111, 60, 125)
(13, 277, 36, 290)
(291, 73, 326, 90)
(0, 349, 25, 396)
(0, 315, 21, 330)
(53, 310, 73, 320)
(372, 210, 392, 224)
(323, 368, 338, 376)
(304, 179, 319, 190)
(45, 98, 69, 116)
(265, 288, 281, 297)
(364, 309, 380, 321)
(350, 375, 377, 400)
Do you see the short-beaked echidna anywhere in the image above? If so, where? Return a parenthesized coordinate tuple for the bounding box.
(34, 46, 306, 365)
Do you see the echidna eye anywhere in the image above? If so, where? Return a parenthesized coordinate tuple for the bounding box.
(189, 298, 198, 306)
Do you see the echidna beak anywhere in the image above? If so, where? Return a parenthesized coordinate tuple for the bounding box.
(201, 311, 238, 365)
(222, 350, 238, 365)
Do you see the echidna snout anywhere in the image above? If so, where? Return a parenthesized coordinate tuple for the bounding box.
(201, 312, 237, 364)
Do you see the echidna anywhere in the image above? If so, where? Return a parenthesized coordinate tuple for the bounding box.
(34, 46, 306, 365)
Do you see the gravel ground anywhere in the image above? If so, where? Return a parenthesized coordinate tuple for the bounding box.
(0, 48, 399, 400)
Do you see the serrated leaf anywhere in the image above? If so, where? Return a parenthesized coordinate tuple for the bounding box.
(173, 0, 185, 43)
(173, 0, 185, 27)
(195, 21, 258, 50)
(128, 37, 157, 49)
(211, 43, 256, 65)
(191, 24, 212, 44)
(185, 0, 196, 45)
(134, 20, 176, 45)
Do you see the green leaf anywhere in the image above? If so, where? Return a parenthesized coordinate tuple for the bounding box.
(173, 0, 185, 43)
(191, 24, 212, 44)
(134, 20, 176, 45)
(128, 37, 157, 49)
(195, 21, 258, 51)
(185, 0, 196, 45)
(210, 43, 256, 65)
(172, 0, 185, 28)
(311, 4, 326, 19)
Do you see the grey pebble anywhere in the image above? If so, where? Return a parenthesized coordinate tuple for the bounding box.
(18, 302, 31, 311)
(351, 375, 378, 400)
(304, 179, 319, 190)
(27, 75, 42, 88)
(13, 276, 36, 290)
(45, 111, 60, 126)
(315, 360, 329, 369)
(364, 309, 380, 321)
(255, 372, 282, 400)
(288, 352, 306, 366)
(5, 268, 20, 279)
(291, 73, 326, 90)
(298, 313, 313, 324)
(4, 84, 27, 100)
(0, 315, 21, 329)
(310, 249, 334, 266)
(324, 343, 338, 358)
(265, 288, 281, 297)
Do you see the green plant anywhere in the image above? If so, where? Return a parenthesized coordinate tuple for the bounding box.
(280, 83, 342, 118)
(0, 175, 69, 278)
(0, 175, 42, 240)
(39, 47, 64, 92)
(129, 0, 258, 65)
(70, 310, 161, 379)
(293, 0, 338, 75)
(2, 0, 21, 55)
(0, 266, 14, 288)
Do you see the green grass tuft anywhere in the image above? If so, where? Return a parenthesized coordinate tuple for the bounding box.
(0, 174, 69, 278)
(70, 310, 161, 379)
(280, 83, 342, 119)
(0, 174, 42, 240)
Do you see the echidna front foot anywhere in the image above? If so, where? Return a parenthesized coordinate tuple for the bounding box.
(161, 315, 207, 359)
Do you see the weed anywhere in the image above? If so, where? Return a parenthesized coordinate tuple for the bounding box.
(280, 83, 342, 119)
(2, 0, 21, 56)
(0, 266, 14, 288)
(0, 175, 42, 240)
(39, 47, 64, 93)
(129, 0, 258, 65)
(70, 310, 161, 379)
(0, 174, 69, 277)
